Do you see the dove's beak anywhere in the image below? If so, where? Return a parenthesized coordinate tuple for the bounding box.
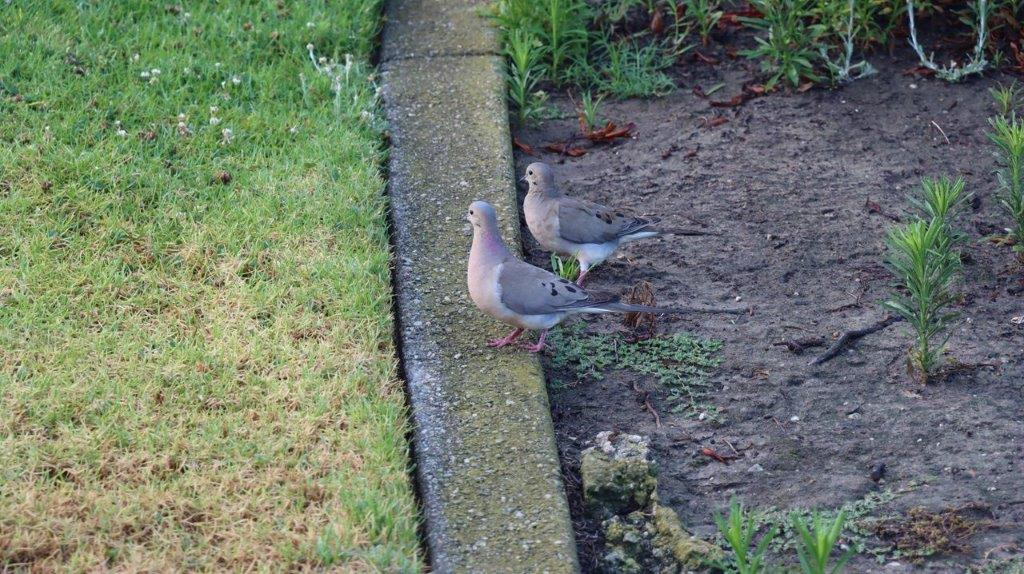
(519, 175, 527, 182)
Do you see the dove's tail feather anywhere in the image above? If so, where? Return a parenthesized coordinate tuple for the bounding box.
(618, 230, 660, 244)
(573, 300, 748, 315)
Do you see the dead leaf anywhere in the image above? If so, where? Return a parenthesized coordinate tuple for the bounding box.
(513, 137, 535, 155)
(544, 142, 586, 157)
(694, 51, 719, 65)
(584, 121, 635, 143)
(650, 8, 664, 34)
(902, 66, 936, 77)
(797, 82, 814, 93)
(704, 116, 729, 129)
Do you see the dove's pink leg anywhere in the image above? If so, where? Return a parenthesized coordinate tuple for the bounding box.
(521, 330, 549, 353)
(487, 328, 524, 348)
(575, 270, 589, 287)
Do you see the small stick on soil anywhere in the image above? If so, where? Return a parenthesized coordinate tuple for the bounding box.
(632, 381, 661, 427)
(809, 315, 902, 366)
(931, 120, 951, 145)
(723, 438, 741, 457)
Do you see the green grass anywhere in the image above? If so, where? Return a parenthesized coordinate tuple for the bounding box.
(0, 1, 422, 571)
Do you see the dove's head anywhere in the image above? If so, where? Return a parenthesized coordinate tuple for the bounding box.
(467, 200, 499, 231)
(523, 162, 557, 196)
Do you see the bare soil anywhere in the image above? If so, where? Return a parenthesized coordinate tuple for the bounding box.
(513, 45, 1024, 572)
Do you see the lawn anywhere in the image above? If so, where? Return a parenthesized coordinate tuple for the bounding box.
(0, 1, 421, 571)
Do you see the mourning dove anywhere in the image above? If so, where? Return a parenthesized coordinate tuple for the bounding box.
(523, 162, 660, 285)
(467, 200, 743, 352)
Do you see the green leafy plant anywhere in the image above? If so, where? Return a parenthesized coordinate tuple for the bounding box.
(505, 28, 547, 123)
(577, 90, 605, 132)
(591, 37, 676, 98)
(493, 0, 590, 87)
(547, 322, 722, 415)
(818, 0, 876, 84)
(910, 175, 969, 227)
(715, 499, 776, 574)
(791, 510, 852, 574)
(883, 218, 962, 380)
(906, 0, 990, 82)
(549, 253, 581, 281)
(989, 114, 1024, 252)
(544, 0, 592, 85)
(678, 0, 724, 45)
(741, 0, 827, 89)
(990, 81, 1020, 119)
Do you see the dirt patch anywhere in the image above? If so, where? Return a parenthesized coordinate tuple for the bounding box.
(513, 44, 1024, 572)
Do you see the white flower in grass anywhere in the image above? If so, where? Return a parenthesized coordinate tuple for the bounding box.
(150, 68, 161, 76)
(306, 21, 314, 28)
(360, 110, 371, 121)
(140, 70, 151, 79)
(231, 75, 241, 85)
(289, 126, 299, 135)
(221, 128, 233, 144)
(177, 113, 186, 121)
(209, 106, 219, 113)
(132, 53, 140, 62)
(214, 62, 222, 69)
(209, 116, 221, 126)
(116, 129, 128, 137)
(306, 43, 315, 51)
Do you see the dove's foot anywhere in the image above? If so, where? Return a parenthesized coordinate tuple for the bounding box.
(521, 330, 549, 353)
(575, 270, 589, 287)
(487, 328, 524, 348)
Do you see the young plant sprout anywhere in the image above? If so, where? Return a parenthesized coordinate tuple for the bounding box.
(550, 253, 581, 281)
(883, 218, 962, 381)
(740, 0, 826, 89)
(910, 175, 969, 229)
(791, 510, 852, 574)
(504, 28, 546, 123)
(990, 82, 1020, 119)
(989, 115, 1024, 253)
(715, 499, 776, 574)
(679, 0, 724, 46)
(906, 0, 990, 82)
(821, 0, 875, 85)
(578, 90, 604, 132)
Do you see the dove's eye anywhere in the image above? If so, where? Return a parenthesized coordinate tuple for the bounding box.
(469, 210, 474, 215)
(527, 170, 534, 175)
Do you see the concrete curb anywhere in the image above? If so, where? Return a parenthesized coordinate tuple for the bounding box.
(380, 1, 580, 572)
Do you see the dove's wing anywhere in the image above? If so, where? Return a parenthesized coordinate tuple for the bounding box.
(556, 197, 657, 245)
(497, 259, 595, 316)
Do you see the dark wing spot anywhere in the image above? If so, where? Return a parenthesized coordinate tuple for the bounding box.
(558, 278, 570, 284)
(566, 286, 577, 293)
(594, 213, 603, 220)
(615, 211, 623, 217)
(550, 286, 558, 296)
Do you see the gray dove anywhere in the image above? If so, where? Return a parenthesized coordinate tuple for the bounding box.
(523, 162, 659, 285)
(467, 200, 743, 352)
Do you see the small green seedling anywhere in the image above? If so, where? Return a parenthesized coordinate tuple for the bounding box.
(715, 499, 776, 574)
(740, 0, 826, 89)
(883, 218, 962, 380)
(910, 175, 969, 229)
(791, 510, 852, 574)
(990, 81, 1020, 119)
(989, 115, 1024, 253)
(550, 253, 581, 281)
(505, 28, 547, 123)
(679, 0, 724, 45)
(578, 90, 604, 132)
(906, 0, 990, 82)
